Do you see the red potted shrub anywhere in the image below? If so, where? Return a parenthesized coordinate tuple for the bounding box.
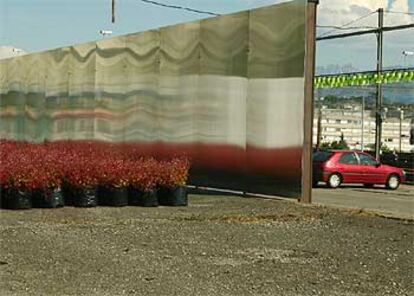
(0, 167, 35, 209)
(0, 144, 37, 210)
(62, 155, 99, 207)
(26, 148, 64, 208)
(157, 157, 190, 206)
(31, 164, 64, 208)
(0, 141, 192, 210)
(128, 158, 159, 207)
(97, 159, 129, 207)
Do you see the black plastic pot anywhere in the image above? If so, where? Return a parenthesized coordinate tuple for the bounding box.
(70, 187, 98, 207)
(0, 186, 4, 208)
(157, 186, 188, 206)
(62, 183, 74, 206)
(32, 187, 64, 208)
(128, 187, 158, 207)
(98, 186, 128, 207)
(1, 188, 33, 210)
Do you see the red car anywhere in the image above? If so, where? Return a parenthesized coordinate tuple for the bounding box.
(313, 150, 406, 189)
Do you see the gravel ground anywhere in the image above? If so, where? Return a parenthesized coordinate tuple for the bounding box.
(0, 195, 413, 296)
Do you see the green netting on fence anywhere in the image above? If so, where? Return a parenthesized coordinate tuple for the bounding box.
(315, 70, 414, 88)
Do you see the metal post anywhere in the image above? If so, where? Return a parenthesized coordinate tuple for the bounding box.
(316, 107, 322, 150)
(375, 8, 384, 160)
(399, 109, 404, 153)
(301, 0, 318, 204)
(315, 89, 322, 150)
(112, 0, 116, 23)
(361, 95, 364, 151)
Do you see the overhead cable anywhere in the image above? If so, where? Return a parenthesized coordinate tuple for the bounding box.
(384, 10, 414, 15)
(318, 11, 377, 38)
(317, 25, 376, 30)
(139, 0, 220, 16)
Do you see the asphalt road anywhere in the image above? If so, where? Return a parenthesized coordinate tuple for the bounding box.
(313, 184, 414, 220)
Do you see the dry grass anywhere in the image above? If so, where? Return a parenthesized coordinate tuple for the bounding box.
(174, 210, 326, 224)
(210, 212, 325, 224)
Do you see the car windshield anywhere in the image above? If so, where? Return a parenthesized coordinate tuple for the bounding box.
(313, 151, 333, 162)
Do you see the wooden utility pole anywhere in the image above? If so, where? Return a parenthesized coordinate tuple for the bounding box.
(112, 0, 116, 23)
(301, 0, 319, 203)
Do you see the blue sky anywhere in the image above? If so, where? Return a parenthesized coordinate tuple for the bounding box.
(1, 0, 413, 72)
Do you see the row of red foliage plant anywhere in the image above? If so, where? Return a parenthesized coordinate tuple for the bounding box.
(0, 140, 190, 192)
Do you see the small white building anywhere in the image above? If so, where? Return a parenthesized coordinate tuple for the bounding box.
(0, 46, 26, 60)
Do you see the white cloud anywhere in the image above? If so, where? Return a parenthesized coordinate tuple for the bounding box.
(318, 0, 414, 27)
(316, 0, 413, 69)
(385, 0, 414, 25)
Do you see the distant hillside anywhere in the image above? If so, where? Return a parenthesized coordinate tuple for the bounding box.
(319, 82, 414, 105)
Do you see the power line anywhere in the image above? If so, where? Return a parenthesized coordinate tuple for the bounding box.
(317, 25, 376, 30)
(384, 10, 414, 15)
(139, 0, 220, 16)
(318, 11, 377, 38)
(317, 23, 414, 41)
(315, 67, 414, 78)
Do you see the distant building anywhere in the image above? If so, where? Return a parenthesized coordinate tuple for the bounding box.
(0, 46, 26, 60)
(313, 106, 413, 153)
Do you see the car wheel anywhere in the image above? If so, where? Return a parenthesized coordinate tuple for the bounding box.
(386, 174, 400, 190)
(363, 184, 374, 188)
(327, 173, 341, 189)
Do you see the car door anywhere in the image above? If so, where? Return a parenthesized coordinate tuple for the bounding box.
(357, 152, 385, 184)
(336, 152, 361, 183)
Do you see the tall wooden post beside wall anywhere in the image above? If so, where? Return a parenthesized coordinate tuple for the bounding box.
(301, 0, 318, 203)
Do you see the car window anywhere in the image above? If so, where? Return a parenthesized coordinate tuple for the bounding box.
(339, 153, 358, 164)
(358, 153, 377, 166)
(313, 151, 333, 162)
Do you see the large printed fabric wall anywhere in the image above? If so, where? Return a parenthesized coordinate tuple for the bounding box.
(0, 0, 306, 197)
